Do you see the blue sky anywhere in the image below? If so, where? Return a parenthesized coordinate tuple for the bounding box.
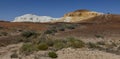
(0, 0, 120, 21)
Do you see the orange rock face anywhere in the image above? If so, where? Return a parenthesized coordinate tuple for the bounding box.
(58, 9, 103, 22)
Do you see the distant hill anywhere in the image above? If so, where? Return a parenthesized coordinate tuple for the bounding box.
(12, 9, 120, 23)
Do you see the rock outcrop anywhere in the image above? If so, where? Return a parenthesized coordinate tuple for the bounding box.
(56, 9, 104, 22)
(12, 14, 60, 22)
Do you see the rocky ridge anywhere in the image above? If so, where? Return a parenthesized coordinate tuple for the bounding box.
(12, 9, 104, 23)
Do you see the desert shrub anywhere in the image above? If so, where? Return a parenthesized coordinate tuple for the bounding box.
(67, 26, 75, 29)
(20, 43, 38, 55)
(53, 40, 66, 50)
(38, 43, 48, 50)
(48, 51, 58, 58)
(58, 27, 65, 31)
(51, 29, 57, 33)
(97, 41, 105, 45)
(21, 31, 36, 38)
(87, 42, 98, 48)
(66, 37, 85, 48)
(95, 34, 104, 38)
(72, 40, 85, 48)
(66, 24, 76, 29)
(45, 39, 54, 46)
(46, 26, 58, 33)
(0, 32, 8, 36)
(10, 53, 18, 58)
(44, 30, 54, 34)
(49, 24, 65, 31)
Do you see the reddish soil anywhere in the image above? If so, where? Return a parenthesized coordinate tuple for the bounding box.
(0, 22, 49, 31)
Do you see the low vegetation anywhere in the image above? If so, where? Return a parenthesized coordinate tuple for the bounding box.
(20, 43, 38, 55)
(87, 42, 98, 48)
(95, 34, 104, 38)
(21, 30, 37, 38)
(97, 41, 106, 45)
(0, 31, 8, 36)
(20, 34, 85, 55)
(44, 29, 57, 34)
(0, 26, 4, 30)
(53, 40, 66, 50)
(58, 27, 65, 31)
(44, 23, 78, 35)
(10, 53, 18, 58)
(38, 43, 48, 50)
(66, 37, 85, 48)
(1, 23, 120, 58)
(44, 30, 53, 34)
(48, 51, 58, 58)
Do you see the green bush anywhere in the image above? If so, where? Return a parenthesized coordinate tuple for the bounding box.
(72, 40, 85, 48)
(87, 42, 98, 48)
(21, 31, 36, 38)
(38, 43, 48, 50)
(20, 43, 38, 55)
(48, 51, 58, 58)
(53, 40, 65, 50)
(66, 37, 85, 48)
(45, 39, 54, 46)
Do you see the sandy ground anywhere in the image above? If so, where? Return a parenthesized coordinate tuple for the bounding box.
(0, 43, 120, 59)
(56, 48, 120, 59)
(0, 43, 23, 59)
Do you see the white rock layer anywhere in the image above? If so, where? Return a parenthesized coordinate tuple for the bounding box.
(12, 14, 60, 22)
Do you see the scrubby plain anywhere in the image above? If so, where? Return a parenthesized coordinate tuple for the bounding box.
(0, 14, 120, 59)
